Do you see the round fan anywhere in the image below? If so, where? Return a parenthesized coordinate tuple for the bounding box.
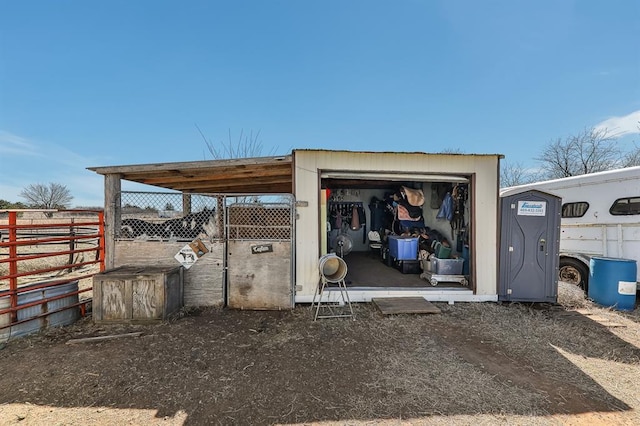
(334, 233, 353, 257)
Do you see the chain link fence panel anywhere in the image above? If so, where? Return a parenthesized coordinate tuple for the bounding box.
(118, 192, 222, 242)
(117, 192, 294, 242)
(226, 195, 294, 241)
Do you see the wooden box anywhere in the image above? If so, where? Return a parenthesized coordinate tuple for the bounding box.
(93, 265, 184, 323)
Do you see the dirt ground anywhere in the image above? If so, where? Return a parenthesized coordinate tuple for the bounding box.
(1, 283, 640, 426)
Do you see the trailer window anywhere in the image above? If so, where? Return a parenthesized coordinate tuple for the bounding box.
(610, 197, 640, 216)
(562, 202, 589, 218)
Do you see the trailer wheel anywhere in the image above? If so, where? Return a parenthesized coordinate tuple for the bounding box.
(559, 258, 589, 292)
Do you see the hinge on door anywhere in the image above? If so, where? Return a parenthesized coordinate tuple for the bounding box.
(511, 203, 516, 209)
(509, 246, 514, 252)
(507, 289, 512, 294)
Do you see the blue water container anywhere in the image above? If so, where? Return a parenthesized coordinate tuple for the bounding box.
(462, 245, 470, 275)
(589, 257, 637, 311)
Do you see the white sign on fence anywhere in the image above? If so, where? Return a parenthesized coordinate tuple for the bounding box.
(174, 239, 209, 269)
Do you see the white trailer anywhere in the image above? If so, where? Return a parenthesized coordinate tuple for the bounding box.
(501, 166, 640, 292)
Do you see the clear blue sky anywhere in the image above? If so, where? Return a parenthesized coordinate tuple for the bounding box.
(1, 0, 639, 207)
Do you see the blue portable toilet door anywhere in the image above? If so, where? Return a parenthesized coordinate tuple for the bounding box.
(503, 193, 557, 301)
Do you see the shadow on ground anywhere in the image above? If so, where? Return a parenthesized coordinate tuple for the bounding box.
(1, 302, 638, 425)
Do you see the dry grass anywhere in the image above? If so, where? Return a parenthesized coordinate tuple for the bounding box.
(1, 292, 639, 425)
(1, 228, 639, 425)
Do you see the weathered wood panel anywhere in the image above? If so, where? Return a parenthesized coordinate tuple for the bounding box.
(92, 265, 183, 323)
(132, 279, 159, 319)
(104, 173, 121, 269)
(114, 241, 224, 307)
(227, 241, 292, 310)
(372, 297, 441, 315)
(100, 279, 127, 320)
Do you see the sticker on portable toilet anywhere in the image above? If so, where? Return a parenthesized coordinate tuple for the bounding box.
(516, 201, 546, 216)
(174, 239, 208, 269)
(618, 281, 636, 295)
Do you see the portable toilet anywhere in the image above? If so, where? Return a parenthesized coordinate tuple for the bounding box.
(498, 189, 561, 302)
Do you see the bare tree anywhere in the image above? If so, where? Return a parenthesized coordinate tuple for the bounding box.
(19, 182, 73, 209)
(500, 161, 538, 188)
(437, 148, 465, 154)
(622, 122, 640, 167)
(196, 126, 279, 159)
(535, 127, 621, 179)
(195, 126, 288, 203)
(622, 142, 640, 167)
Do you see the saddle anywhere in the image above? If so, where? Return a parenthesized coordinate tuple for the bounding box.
(401, 186, 425, 207)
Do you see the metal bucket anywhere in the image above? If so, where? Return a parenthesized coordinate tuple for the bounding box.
(589, 257, 637, 311)
(319, 254, 348, 283)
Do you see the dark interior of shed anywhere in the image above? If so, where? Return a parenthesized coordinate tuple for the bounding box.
(321, 177, 471, 289)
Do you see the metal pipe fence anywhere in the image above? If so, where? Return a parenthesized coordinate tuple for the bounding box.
(0, 210, 105, 334)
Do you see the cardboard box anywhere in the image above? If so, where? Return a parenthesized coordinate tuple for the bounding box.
(388, 236, 418, 260)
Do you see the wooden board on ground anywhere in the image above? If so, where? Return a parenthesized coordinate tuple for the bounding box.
(372, 297, 441, 315)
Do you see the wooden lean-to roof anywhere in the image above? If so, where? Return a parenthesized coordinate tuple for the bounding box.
(87, 155, 294, 194)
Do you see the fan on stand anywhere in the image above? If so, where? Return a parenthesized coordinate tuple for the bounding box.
(334, 233, 353, 258)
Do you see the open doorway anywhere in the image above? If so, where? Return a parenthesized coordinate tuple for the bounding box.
(321, 174, 472, 291)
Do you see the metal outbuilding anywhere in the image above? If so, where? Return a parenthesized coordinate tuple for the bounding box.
(88, 149, 503, 308)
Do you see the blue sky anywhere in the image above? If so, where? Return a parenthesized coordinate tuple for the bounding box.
(1, 0, 639, 207)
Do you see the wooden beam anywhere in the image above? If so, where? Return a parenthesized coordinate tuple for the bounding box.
(88, 155, 292, 175)
(139, 165, 292, 185)
(66, 332, 143, 344)
(182, 183, 293, 194)
(168, 176, 293, 191)
(104, 174, 121, 269)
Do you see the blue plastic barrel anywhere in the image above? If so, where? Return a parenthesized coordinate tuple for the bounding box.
(589, 257, 637, 311)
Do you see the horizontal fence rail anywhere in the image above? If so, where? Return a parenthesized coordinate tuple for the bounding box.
(0, 210, 105, 338)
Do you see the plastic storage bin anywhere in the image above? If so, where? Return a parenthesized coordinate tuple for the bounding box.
(388, 236, 418, 260)
(395, 259, 421, 274)
(432, 257, 464, 275)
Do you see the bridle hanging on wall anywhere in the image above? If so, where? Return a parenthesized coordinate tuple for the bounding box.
(328, 201, 366, 244)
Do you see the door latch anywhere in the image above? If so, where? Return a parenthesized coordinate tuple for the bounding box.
(539, 238, 546, 252)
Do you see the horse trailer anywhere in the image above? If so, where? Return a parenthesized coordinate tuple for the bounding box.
(501, 166, 640, 292)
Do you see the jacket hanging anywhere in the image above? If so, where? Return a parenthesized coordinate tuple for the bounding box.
(350, 204, 361, 230)
(437, 192, 454, 222)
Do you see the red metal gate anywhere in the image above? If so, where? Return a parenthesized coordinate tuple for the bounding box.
(0, 210, 105, 338)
